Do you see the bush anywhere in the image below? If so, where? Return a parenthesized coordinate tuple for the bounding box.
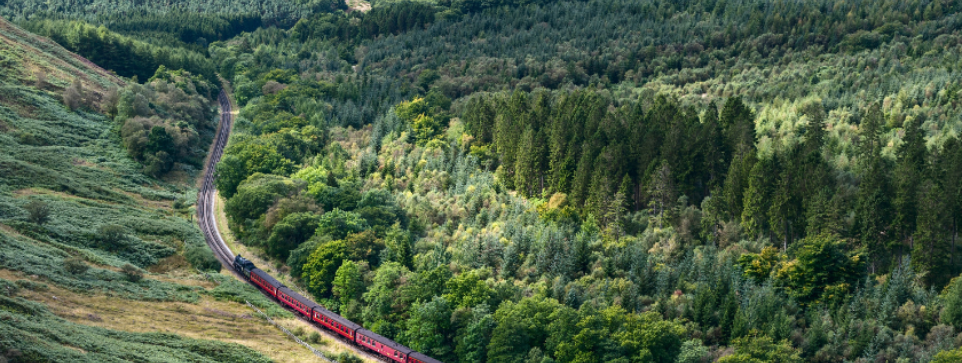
(307, 332, 322, 345)
(96, 224, 127, 251)
(336, 352, 362, 363)
(63, 256, 89, 275)
(0, 278, 18, 296)
(185, 243, 221, 272)
(121, 263, 144, 282)
(14, 280, 48, 291)
(23, 200, 50, 225)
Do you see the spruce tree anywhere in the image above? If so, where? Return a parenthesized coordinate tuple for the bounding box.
(722, 149, 757, 221)
(892, 116, 926, 251)
(912, 178, 950, 287)
(855, 103, 892, 273)
(939, 138, 962, 273)
(741, 157, 770, 240)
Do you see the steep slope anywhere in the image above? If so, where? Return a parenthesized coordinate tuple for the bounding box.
(0, 18, 352, 362)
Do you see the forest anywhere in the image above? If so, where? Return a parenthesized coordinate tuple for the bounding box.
(5, 0, 962, 361)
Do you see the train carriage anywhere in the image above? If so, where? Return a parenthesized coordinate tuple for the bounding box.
(408, 351, 444, 363)
(356, 329, 413, 363)
(277, 287, 318, 317)
(229, 256, 445, 362)
(312, 307, 360, 340)
(250, 269, 284, 298)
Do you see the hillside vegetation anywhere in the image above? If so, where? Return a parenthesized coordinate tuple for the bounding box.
(6, 0, 962, 362)
(0, 17, 366, 362)
(205, 0, 962, 362)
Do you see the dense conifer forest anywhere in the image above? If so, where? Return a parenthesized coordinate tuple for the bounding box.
(6, 0, 962, 361)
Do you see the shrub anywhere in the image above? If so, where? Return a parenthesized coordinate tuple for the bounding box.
(63, 80, 83, 111)
(23, 200, 50, 225)
(185, 243, 221, 272)
(0, 278, 17, 296)
(63, 256, 89, 275)
(336, 352, 362, 363)
(96, 224, 127, 251)
(14, 280, 48, 291)
(121, 263, 144, 282)
(307, 332, 322, 344)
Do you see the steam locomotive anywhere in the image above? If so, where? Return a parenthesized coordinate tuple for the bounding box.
(233, 255, 442, 363)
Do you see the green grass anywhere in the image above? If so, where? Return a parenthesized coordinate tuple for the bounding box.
(0, 293, 271, 363)
(0, 18, 275, 363)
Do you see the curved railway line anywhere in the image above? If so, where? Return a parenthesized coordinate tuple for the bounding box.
(197, 90, 386, 362)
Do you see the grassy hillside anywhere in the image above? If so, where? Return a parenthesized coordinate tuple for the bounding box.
(0, 17, 367, 362)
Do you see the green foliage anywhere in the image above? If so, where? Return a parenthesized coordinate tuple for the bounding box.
(737, 247, 781, 282)
(774, 234, 864, 304)
(185, 242, 222, 272)
(933, 348, 962, 363)
(675, 339, 709, 363)
(23, 200, 51, 225)
(22, 20, 217, 81)
(155, 0, 962, 361)
(115, 68, 217, 177)
(398, 296, 455, 361)
(64, 256, 89, 275)
(304, 239, 347, 298)
(444, 269, 494, 309)
(315, 209, 369, 241)
(0, 294, 271, 363)
(266, 212, 321, 259)
(941, 277, 962, 330)
(336, 351, 364, 363)
(332, 260, 364, 316)
(716, 336, 802, 363)
(121, 263, 144, 282)
(207, 275, 291, 318)
(95, 224, 127, 251)
(361, 261, 413, 337)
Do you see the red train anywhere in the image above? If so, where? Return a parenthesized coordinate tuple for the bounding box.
(233, 255, 443, 363)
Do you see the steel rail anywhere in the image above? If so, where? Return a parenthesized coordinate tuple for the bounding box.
(196, 90, 386, 362)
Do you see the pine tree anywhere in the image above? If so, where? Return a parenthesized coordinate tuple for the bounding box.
(699, 101, 727, 196)
(892, 115, 926, 252)
(720, 96, 756, 154)
(855, 103, 892, 273)
(648, 160, 675, 227)
(514, 124, 541, 197)
(938, 138, 962, 274)
(722, 149, 757, 221)
(741, 157, 770, 240)
(768, 151, 803, 250)
(912, 178, 951, 287)
(570, 142, 596, 207)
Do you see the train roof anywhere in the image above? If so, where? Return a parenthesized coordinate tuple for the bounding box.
(409, 351, 444, 363)
(234, 255, 255, 269)
(277, 287, 322, 310)
(250, 269, 285, 289)
(314, 307, 362, 331)
(356, 328, 413, 354)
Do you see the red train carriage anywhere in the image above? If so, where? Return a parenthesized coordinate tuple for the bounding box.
(312, 306, 360, 340)
(250, 269, 284, 298)
(277, 287, 319, 317)
(408, 351, 444, 363)
(356, 328, 413, 363)
(232, 256, 445, 362)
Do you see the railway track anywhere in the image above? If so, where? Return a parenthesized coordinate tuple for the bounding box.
(197, 90, 386, 362)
